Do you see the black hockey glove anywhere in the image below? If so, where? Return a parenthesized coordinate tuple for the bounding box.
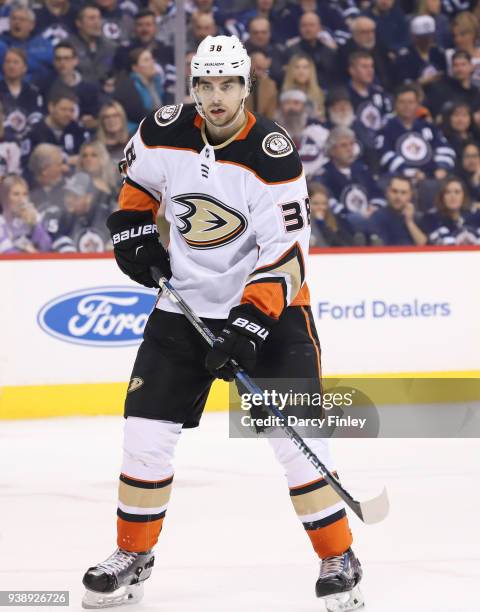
(107, 209, 171, 288)
(205, 304, 276, 381)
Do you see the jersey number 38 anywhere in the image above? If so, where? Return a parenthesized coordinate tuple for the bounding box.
(279, 197, 310, 233)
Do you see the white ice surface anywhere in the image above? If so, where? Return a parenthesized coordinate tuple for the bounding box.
(0, 412, 479, 612)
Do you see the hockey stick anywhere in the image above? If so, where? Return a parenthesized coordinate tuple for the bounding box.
(150, 267, 389, 524)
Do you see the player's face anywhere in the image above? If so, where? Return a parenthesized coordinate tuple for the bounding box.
(196, 76, 245, 127)
(387, 179, 411, 210)
(443, 182, 465, 211)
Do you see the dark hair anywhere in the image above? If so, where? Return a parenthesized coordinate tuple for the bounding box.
(387, 175, 412, 190)
(48, 91, 78, 105)
(135, 9, 156, 21)
(348, 50, 373, 67)
(395, 84, 420, 100)
(76, 4, 99, 22)
(436, 176, 471, 214)
(54, 41, 77, 57)
(452, 50, 472, 63)
(128, 47, 151, 69)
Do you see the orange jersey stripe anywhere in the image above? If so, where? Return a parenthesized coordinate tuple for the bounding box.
(119, 182, 159, 217)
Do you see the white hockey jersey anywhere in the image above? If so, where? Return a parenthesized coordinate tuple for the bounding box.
(120, 103, 311, 320)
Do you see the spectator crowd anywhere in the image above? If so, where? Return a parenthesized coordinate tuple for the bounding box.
(1, 0, 480, 253)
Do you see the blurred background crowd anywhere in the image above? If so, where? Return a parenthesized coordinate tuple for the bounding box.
(1, 0, 480, 254)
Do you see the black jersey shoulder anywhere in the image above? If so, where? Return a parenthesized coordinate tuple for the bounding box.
(139, 104, 204, 152)
(215, 113, 303, 184)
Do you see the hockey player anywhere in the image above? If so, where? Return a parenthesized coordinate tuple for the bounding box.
(81, 35, 364, 611)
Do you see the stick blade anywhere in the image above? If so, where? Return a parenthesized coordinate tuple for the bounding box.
(358, 487, 390, 524)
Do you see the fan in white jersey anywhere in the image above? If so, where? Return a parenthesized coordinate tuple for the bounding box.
(81, 35, 364, 612)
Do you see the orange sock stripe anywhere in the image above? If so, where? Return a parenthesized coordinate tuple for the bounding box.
(306, 515, 353, 559)
(117, 516, 164, 553)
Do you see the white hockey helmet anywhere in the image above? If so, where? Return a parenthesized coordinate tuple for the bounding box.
(190, 35, 251, 122)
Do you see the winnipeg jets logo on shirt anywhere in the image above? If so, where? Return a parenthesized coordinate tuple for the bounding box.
(397, 132, 432, 166)
(172, 193, 247, 250)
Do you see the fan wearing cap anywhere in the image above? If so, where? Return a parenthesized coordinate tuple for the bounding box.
(393, 15, 446, 86)
(41, 171, 111, 252)
(276, 88, 329, 178)
(83, 34, 364, 611)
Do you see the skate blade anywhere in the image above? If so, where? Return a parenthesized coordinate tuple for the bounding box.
(82, 582, 144, 609)
(322, 584, 364, 612)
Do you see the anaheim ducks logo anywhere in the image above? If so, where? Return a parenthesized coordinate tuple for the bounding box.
(171, 193, 247, 250)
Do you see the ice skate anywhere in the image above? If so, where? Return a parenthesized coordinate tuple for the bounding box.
(82, 547, 154, 609)
(315, 548, 364, 612)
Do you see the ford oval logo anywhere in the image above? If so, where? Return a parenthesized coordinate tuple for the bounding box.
(37, 287, 157, 347)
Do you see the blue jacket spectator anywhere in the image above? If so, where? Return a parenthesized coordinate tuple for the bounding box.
(27, 92, 90, 165)
(368, 175, 427, 245)
(394, 15, 446, 87)
(378, 84, 456, 179)
(0, 2, 11, 36)
(325, 87, 381, 173)
(365, 0, 410, 53)
(40, 171, 112, 252)
(0, 48, 44, 151)
(2, 6, 54, 83)
(33, 0, 76, 47)
(316, 127, 386, 230)
(276, 89, 329, 178)
(347, 50, 392, 134)
(421, 176, 480, 244)
(96, 0, 137, 46)
(43, 42, 102, 130)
